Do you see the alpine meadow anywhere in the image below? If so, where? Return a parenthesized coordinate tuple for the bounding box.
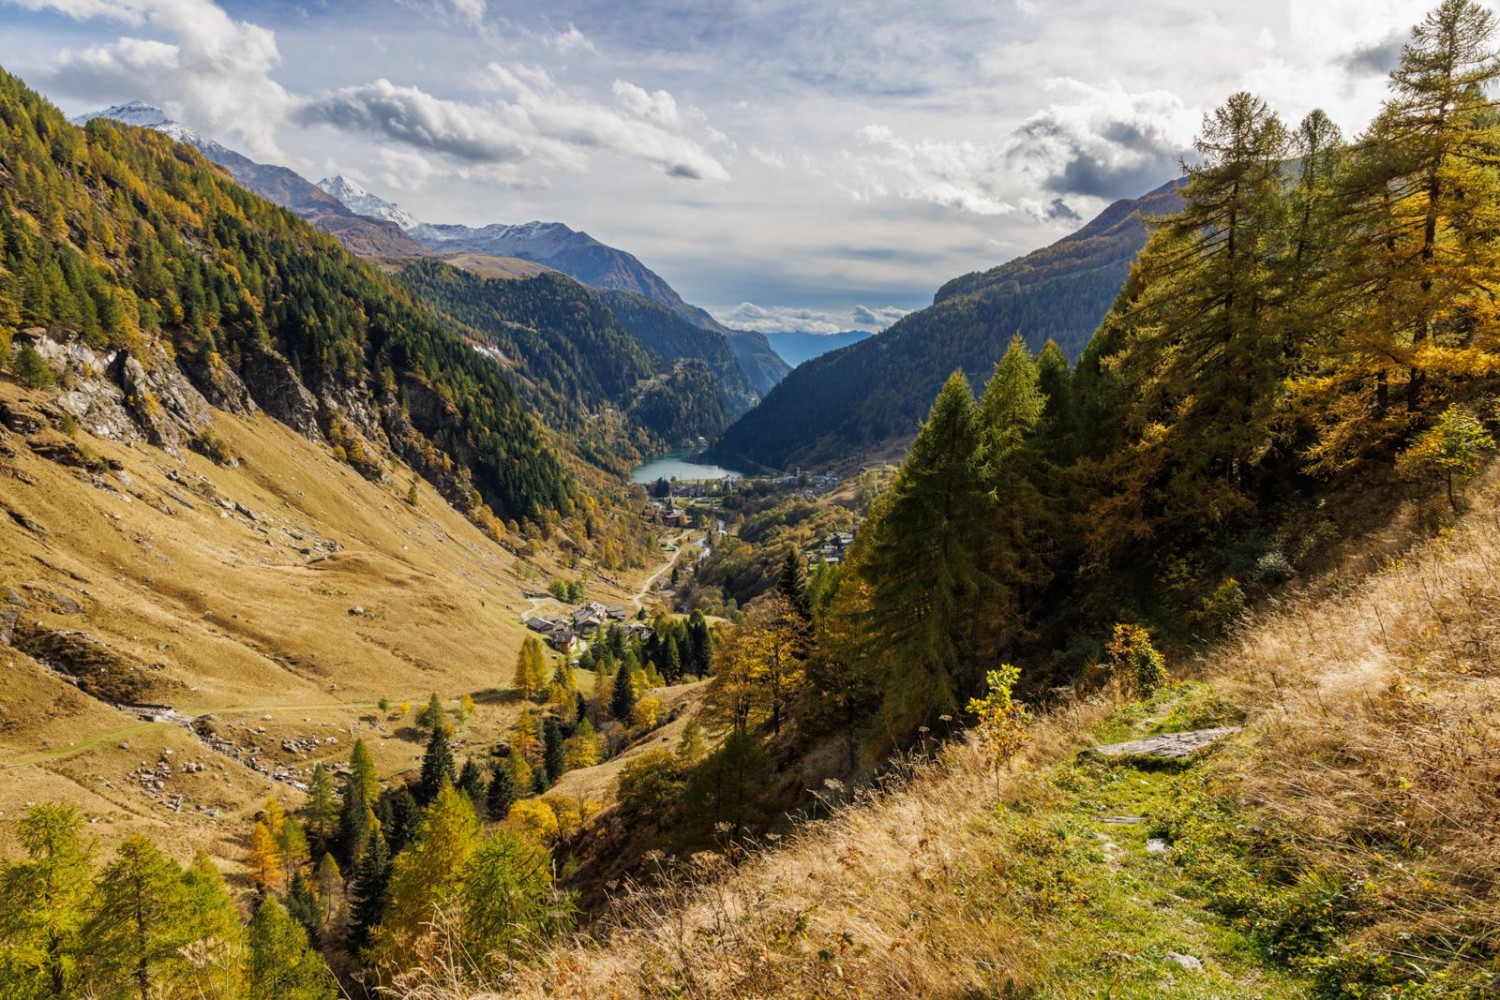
(3, 1, 1500, 998)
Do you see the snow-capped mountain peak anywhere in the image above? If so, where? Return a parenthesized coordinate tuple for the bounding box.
(316, 175, 423, 231)
(71, 101, 225, 154)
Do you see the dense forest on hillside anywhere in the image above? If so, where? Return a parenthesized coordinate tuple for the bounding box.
(393, 262, 732, 459)
(0, 68, 571, 526)
(599, 288, 758, 414)
(786, 0, 1500, 745)
(709, 181, 1181, 470)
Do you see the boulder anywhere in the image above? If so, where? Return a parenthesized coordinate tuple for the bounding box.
(1087, 728, 1239, 761)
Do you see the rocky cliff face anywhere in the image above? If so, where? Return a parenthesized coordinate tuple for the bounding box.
(7, 327, 408, 495)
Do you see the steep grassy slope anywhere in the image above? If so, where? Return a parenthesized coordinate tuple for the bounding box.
(710, 181, 1180, 471)
(487, 476, 1500, 999)
(0, 372, 685, 868)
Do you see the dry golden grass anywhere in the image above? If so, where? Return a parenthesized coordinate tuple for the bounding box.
(0, 380, 669, 868)
(1206, 487, 1500, 975)
(435, 478, 1500, 1000)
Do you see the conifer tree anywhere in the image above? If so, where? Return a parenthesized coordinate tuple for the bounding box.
(1108, 91, 1292, 541)
(678, 730, 775, 843)
(1034, 339, 1076, 451)
(543, 715, 566, 787)
(486, 760, 517, 822)
(337, 739, 379, 863)
(313, 853, 343, 935)
(286, 869, 323, 949)
(179, 851, 245, 1000)
(976, 336, 1054, 643)
(0, 804, 93, 998)
(776, 550, 812, 621)
(386, 790, 422, 855)
(416, 692, 446, 732)
(418, 718, 456, 804)
(347, 823, 391, 953)
(276, 816, 310, 890)
(301, 763, 339, 855)
(611, 661, 637, 722)
(369, 782, 481, 976)
(246, 895, 337, 1000)
(247, 820, 283, 892)
(457, 757, 486, 806)
(513, 637, 549, 700)
(856, 372, 994, 747)
(459, 829, 567, 971)
(82, 838, 196, 1000)
(1301, 0, 1500, 466)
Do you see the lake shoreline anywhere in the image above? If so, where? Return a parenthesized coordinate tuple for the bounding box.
(630, 449, 747, 485)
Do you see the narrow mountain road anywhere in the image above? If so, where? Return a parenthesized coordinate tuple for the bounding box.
(633, 531, 700, 610)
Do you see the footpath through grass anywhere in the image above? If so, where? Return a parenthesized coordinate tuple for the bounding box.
(966, 682, 1308, 999)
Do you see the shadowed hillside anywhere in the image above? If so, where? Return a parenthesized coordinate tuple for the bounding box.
(710, 180, 1180, 471)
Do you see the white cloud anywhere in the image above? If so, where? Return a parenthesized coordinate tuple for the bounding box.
(11, 0, 293, 158)
(545, 23, 594, 53)
(448, 0, 485, 25)
(1008, 78, 1197, 201)
(714, 301, 908, 334)
(851, 304, 909, 329)
(613, 80, 680, 126)
(715, 302, 843, 334)
(846, 124, 1015, 216)
(300, 64, 727, 182)
(296, 78, 560, 166)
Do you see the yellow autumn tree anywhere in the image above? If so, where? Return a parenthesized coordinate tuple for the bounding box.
(368, 782, 480, 978)
(246, 820, 282, 892)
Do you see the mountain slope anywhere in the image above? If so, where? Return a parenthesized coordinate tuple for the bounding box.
(709, 180, 1181, 470)
(19, 73, 570, 525)
(599, 289, 758, 416)
(77, 103, 429, 257)
(390, 261, 734, 452)
(316, 176, 792, 396)
(722, 328, 792, 397)
(508, 468, 1500, 998)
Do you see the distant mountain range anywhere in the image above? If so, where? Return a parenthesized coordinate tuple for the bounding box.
(763, 331, 873, 368)
(75, 103, 789, 400)
(708, 179, 1183, 471)
(313, 175, 789, 396)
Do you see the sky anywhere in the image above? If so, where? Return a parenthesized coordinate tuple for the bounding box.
(0, 0, 1477, 333)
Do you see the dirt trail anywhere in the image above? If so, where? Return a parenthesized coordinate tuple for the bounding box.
(632, 531, 699, 610)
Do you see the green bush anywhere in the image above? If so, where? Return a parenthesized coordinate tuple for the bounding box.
(1106, 623, 1167, 695)
(193, 430, 235, 466)
(1198, 577, 1246, 635)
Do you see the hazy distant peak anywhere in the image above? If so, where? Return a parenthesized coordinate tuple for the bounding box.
(317, 175, 423, 231)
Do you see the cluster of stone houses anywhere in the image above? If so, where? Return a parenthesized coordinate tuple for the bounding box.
(526, 601, 638, 652)
(808, 530, 857, 565)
